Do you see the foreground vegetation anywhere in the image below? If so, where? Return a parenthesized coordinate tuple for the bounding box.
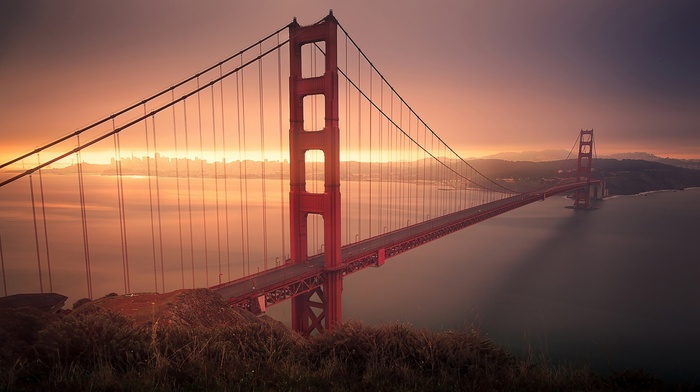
(2, 302, 692, 391)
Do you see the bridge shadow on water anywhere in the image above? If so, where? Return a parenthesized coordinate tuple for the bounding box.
(474, 196, 700, 384)
(334, 193, 700, 384)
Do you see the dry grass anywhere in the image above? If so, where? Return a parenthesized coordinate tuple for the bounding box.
(0, 304, 693, 391)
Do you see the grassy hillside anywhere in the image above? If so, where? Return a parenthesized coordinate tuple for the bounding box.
(0, 290, 692, 391)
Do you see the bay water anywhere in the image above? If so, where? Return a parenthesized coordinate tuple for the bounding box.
(1, 172, 698, 381)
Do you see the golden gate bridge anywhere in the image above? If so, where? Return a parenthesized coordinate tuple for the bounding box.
(0, 12, 600, 336)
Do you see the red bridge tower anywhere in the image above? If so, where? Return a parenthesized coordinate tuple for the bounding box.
(288, 13, 342, 335)
(574, 129, 594, 208)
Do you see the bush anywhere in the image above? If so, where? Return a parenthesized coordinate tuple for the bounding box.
(72, 297, 92, 310)
(0, 305, 691, 391)
(34, 305, 148, 371)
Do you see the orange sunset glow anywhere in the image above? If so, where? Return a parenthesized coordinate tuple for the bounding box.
(2, 2, 700, 387)
(2, 1, 699, 164)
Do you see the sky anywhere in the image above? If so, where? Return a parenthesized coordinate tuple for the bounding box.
(1, 0, 699, 162)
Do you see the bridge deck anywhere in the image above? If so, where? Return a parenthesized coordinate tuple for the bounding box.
(212, 181, 597, 312)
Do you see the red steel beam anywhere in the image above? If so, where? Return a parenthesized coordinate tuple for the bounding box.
(222, 181, 597, 315)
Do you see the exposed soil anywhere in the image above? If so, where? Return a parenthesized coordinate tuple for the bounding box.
(87, 288, 272, 330)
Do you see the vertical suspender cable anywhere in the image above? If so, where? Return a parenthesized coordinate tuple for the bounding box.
(76, 136, 92, 299)
(392, 97, 397, 230)
(396, 99, 401, 228)
(240, 59, 251, 276)
(196, 77, 210, 287)
(467, 160, 472, 209)
(407, 113, 412, 224)
(344, 34, 350, 245)
(184, 100, 196, 288)
(422, 124, 426, 222)
(397, 102, 402, 227)
(357, 49, 362, 241)
(390, 93, 395, 231)
(429, 133, 434, 219)
(451, 158, 456, 211)
(368, 67, 372, 238)
(407, 109, 411, 224)
(220, 65, 233, 281)
(37, 155, 52, 292)
(172, 91, 186, 289)
(113, 127, 129, 294)
(455, 153, 459, 208)
(396, 106, 400, 227)
(0, 234, 6, 296)
(378, 81, 383, 234)
(407, 114, 412, 223)
(399, 103, 405, 227)
(412, 115, 418, 224)
(436, 143, 441, 214)
(460, 159, 464, 209)
(211, 85, 222, 284)
(151, 116, 166, 291)
(259, 44, 268, 270)
(29, 175, 43, 293)
(144, 109, 158, 292)
(447, 153, 452, 212)
(413, 117, 418, 223)
(117, 132, 130, 293)
(236, 69, 246, 276)
(277, 33, 286, 262)
(442, 143, 447, 214)
(447, 152, 451, 211)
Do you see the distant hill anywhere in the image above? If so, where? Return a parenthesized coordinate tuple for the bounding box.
(595, 159, 700, 195)
(480, 150, 700, 170)
(603, 152, 661, 161)
(481, 149, 570, 162)
(601, 152, 700, 170)
(468, 158, 700, 196)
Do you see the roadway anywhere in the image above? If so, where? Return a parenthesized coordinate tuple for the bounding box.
(212, 181, 593, 303)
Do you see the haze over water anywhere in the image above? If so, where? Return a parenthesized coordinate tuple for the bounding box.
(334, 188, 700, 382)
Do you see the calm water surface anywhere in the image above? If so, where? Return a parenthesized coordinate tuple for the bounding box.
(272, 188, 700, 382)
(2, 172, 698, 381)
